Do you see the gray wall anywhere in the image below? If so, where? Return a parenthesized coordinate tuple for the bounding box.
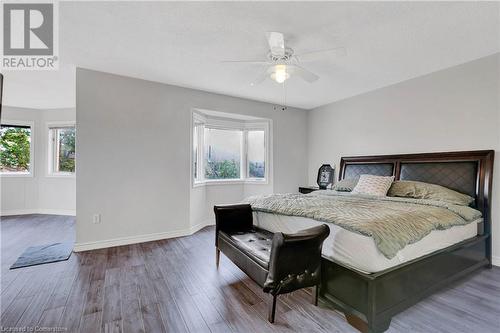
(76, 69, 308, 247)
(307, 53, 500, 265)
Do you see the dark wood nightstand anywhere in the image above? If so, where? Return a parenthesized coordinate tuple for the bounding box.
(299, 186, 320, 194)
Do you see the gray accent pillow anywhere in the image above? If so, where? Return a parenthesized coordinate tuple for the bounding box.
(333, 178, 358, 192)
(352, 175, 395, 197)
(388, 180, 474, 206)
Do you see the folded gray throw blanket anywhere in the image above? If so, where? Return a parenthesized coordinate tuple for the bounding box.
(244, 191, 481, 259)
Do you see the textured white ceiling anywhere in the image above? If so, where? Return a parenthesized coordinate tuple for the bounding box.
(2, 1, 499, 109)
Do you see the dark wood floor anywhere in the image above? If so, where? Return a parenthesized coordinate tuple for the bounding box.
(1, 214, 499, 333)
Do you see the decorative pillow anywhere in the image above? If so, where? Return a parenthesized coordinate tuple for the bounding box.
(388, 180, 474, 206)
(352, 175, 395, 196)
(333, 178, 358, 192)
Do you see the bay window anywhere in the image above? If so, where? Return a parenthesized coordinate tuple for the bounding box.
(192, 111, 270, 185)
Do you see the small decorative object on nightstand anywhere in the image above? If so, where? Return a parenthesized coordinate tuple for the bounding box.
(317, 164, 334, 189)
(299, 186, 319, 194)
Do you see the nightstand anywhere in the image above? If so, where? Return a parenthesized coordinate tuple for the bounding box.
(299, 186, 320, 194)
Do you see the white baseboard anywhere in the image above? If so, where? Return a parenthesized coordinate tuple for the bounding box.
(73, 219, 214, 252)
(1, 209, 38, 216)
(38, 209, 76, 216)
(492, 255, 500, 267)
(1, 209, 76, 217)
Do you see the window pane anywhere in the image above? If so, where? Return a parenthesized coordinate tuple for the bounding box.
(247, 130, 265, 178)
(55, 127, 76, 173)
(0, 125, 31, 173)
(204, 128, 241, 179)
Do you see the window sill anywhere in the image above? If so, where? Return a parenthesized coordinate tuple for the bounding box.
(0, 172, 33, 178)
(193, 178, 268, 187)
(245, 178, 268, 184)
(46, 173, 75, 178)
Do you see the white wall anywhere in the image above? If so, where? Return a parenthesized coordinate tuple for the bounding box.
(75, 68, 308, 250)
(307, 53, 500, 265)
(1, 106, 76, 216)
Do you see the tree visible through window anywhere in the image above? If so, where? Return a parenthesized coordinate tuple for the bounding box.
(0, 124, 31, 174)
(192, 112, 269, 184)
(50, 126, 76, 174)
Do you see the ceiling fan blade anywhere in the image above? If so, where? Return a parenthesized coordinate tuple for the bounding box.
(288, 65, 319, 83)
(250, 66, 270, 86)
(221, 60, 269, 64)
(295, 47, 347, 62)
(266, 31, 285, 57)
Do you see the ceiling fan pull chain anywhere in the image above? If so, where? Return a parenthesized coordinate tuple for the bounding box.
(282, 80, 287, 111)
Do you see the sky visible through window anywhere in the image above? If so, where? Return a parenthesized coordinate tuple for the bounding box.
(247, 130, 265, 178)
(204, 128, 242, 179)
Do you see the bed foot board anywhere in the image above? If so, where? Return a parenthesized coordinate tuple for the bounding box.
(320, 235, 489, 333)
(345, 314, 391, 333)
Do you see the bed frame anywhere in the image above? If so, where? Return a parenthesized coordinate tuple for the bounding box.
(319, 150, 494, 333)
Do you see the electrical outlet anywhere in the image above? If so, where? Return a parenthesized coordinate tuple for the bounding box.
(92, 214, 101, 224)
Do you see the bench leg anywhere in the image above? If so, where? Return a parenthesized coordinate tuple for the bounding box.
(215, 248, 220, 268)
(313, 285, 319, 306)
(268, 294, 277, 323)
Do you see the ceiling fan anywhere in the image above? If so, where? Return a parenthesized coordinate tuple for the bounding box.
(223, 32, 346, 85)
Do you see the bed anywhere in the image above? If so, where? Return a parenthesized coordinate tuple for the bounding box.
(254, 212, 481, 274)
(249, 150, 494, 333)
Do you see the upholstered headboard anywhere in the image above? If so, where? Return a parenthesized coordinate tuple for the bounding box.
(398, 162, 478, 197)
(342, 163, 394, 181)
(339, 150, 494, 215)
(341, 160, 479, 197)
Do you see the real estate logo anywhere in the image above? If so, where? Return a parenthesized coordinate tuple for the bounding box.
(1, 1, 59, 70)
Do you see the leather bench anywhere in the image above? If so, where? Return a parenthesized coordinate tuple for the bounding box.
(214, 204, 330, 323)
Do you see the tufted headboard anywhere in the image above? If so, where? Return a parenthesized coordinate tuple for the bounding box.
(339, 150, 494, 218)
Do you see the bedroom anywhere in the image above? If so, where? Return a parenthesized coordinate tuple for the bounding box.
(0, 1, 499, 332)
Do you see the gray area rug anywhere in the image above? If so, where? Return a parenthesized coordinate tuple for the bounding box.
(10, 242, 73, 269)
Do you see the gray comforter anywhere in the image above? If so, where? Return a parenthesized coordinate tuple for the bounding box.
(244, 191, 482, 259)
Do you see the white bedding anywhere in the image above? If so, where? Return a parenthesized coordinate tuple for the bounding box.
(254, 211, 480, 274)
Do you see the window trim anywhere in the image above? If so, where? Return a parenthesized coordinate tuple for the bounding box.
(192, 121, 204, 186)
(0, 119, 35, 178)
(244, 123, 269, 182)
(46, 121, 76, 178)
(191, 110, 271, 187)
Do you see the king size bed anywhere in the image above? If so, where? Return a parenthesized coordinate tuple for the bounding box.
(244, 150, 494, 333)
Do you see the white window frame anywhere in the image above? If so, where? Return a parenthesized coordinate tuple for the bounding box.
(192, 116, 204, 184)
(191, 110, 271, 187)
(46, 121, 76, 178)
(0, 120, 35, 178)
(243, 122, 269, 183)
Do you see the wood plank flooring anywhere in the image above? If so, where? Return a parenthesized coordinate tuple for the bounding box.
(1, 214, 499, 332)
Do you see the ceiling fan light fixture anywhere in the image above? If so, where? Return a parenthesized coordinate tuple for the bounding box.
(270, 64, 290, 83)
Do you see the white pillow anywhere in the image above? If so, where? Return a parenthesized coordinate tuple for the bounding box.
(352, 175, 395, 197)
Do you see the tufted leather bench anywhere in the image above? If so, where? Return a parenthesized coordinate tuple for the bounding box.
(214, 204, 330, 323)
